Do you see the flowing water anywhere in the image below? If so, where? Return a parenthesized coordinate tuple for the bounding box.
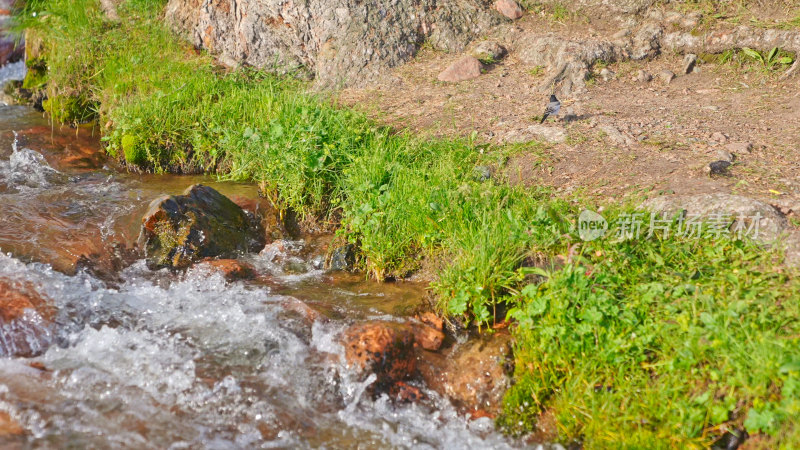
(0, 69, 522, 448)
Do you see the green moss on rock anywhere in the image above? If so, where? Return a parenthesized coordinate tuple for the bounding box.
(138, 184, 267, 269)
(121, 134, 146, 166)
(42, 95, 96, 124)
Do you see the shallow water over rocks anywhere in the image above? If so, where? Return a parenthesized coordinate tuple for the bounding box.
(0, 104, 522, 448)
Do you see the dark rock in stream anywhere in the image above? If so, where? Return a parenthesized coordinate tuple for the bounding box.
(329, 243, 356, 271)
(138, 184, 266, 269)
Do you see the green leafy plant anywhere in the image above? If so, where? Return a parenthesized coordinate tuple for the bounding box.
(741, 47, 795, 70)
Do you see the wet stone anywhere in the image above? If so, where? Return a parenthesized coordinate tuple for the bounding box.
(342, 321, 417, 391)
(0, 278, 55, 357)
(329, 243, 356, 271)
(138, 184, 266, 269)
(418, 333, 514, 417)
(389, 381, 425, 403)
(199, 258, 257, 281)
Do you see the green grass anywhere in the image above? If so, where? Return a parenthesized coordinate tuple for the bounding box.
(16, 0, 800, 447)
(500, 221, 800, 447)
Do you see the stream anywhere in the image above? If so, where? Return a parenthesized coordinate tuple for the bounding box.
(0, 63, 522, 449)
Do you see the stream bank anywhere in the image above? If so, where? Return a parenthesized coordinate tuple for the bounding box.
(5, 0, 800, 447)
(0, 99, 524, 448)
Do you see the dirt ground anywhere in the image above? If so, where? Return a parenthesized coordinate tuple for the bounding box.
(338, 3, 800, 219)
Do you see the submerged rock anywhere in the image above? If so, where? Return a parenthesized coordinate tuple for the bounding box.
(138, 184, 266, 269)
(198, 258, 257, 281)
(0, 278, 55, 357)
(342, 321, 417, 391)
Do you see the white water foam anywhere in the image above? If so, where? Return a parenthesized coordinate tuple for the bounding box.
(0, 253, 521, 448)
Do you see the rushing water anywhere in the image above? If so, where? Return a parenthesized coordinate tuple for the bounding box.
(0, 74, 523, 448)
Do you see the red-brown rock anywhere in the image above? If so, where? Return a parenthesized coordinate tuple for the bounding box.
(417, 333, 513, 417)
(410, 322, 445, 351)
(437, 56, 483, 83)
(389, 381, 425, 403)
(416, 312, 443, 331)
(0, 39, 23, 67)
(0, 411, 24, 437)
(199, 258, 256, 281)
(495, 0, 524, 20)
(0, 279, 56, 357)
(342, 321, 416, 390)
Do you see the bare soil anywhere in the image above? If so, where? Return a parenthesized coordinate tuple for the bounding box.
(338, 5, 800, 218)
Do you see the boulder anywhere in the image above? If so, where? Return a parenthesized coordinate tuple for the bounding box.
(470, 40, 507, 63)
(494, 0, 524, 20)
(705, 160, 731, 176)
(165, 0, 499, 88)
(683, 53, 697, 74)
(418, 333, 514, 417)
(437, 56, 483, 83)
(725, 142, 753, 155)
(342, 321, 416, 390)
(635, 69, 652, 82)
(0, 278, 56, 357)
(138, 184, 266, 269)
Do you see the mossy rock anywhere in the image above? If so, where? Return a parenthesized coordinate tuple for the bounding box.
(121, 134, 146, 166)
(42, 95, 96, 124)
(22, 57, 48, 90)
(137, 184, 267, 269)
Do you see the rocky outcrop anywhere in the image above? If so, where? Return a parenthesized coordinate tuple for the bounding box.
(511, 18, 800, 95)
(641, 194, 788, 242)
(138, 184, 266, 269)
(164, 0, 500, 88)
(0, 278, 55, 357)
